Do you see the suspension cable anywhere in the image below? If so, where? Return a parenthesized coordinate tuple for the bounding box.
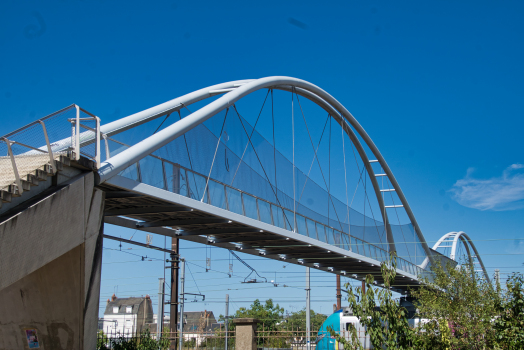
(386, 177, 412, 263)
(201, 109, 229, 202)
(233, 106, 293, 229)
(298, 114, 330, 203)
(345, 123, 383, 244)
(230, 89, 270, 186)
(272, 90, 279, 209)
(342, 125, 350, 234)
(295, 94, 344, 232)
(178, 109, 199, 198)
(292, 88, 296, 232)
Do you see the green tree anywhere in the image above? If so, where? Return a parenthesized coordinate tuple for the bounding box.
(97, 330, 110, 350)
(493, 272, 524, 349)
(412, 260, 500, 350)
(219, 298, 285, 347)
(280, 308, 327, 336)
(328, 253, 417, 350)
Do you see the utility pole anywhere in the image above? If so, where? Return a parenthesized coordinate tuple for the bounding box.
(170, 238, 179, 350)
(495, 269, 501, 288)
(158, 278, 165, 341)
(225, 294, 229, 350)
(178, 258, 186, 350)
(336, 275, 342, 310)
(306, 267, 311, 350)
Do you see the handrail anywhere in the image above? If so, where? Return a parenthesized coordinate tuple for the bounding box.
(108, 137, 421, 276)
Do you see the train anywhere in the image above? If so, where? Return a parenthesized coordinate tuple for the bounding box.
(316, 297, 425, 349)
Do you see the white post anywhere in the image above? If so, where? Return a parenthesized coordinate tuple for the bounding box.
(158, 278, 165, 340)
(39, 121, 57, 174)
(225, 294, 229, 350)
(4, 138, 23, 195)
(102, 134, 110, 160)
(74, 105, 80, 160)
(179, 258, 185, 350)
(306, 267, 311, 350)
(95, 116, 101, 168)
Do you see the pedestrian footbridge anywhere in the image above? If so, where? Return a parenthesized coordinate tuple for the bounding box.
(0, 76, 489, 348)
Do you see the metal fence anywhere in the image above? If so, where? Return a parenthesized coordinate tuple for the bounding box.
(97, 330, 235, 350)
(0, 104, 102, 194)
(0, 104, 425, 277)
(96, 329, 331, 350)
(115, 146, 423, 277)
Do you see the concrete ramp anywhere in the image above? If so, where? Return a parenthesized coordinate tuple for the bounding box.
(0, 172, 104, 350)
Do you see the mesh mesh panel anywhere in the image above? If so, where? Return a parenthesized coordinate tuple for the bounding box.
(114, 104, 429, 272)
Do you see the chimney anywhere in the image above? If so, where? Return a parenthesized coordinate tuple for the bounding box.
(107, 299, 110, 305)
(111, 294, 117, 302)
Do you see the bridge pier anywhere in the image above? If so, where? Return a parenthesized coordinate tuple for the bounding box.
(233, 318, 260, 350)
(0, 172, 104, 350)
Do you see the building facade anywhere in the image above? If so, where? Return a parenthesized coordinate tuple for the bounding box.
(102, 294, 154, 336)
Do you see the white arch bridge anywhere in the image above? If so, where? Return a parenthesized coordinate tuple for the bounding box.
(1, 76, 490, 294)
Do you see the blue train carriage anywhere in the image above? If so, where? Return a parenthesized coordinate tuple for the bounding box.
(315, 297, 423, 349)
(315, 307, 371, 349)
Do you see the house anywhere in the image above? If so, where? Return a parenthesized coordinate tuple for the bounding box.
(146, 310, 222, 344)
(102, 294, 154, 336)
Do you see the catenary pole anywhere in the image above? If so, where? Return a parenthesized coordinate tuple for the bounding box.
(225, 294, 229, 349)
(306, 267, 311, 350)
(158, 278, 165, 340)
(170, 238, 179, 349)
(336, 275, 342, 310)
(178, 259, 186, 350)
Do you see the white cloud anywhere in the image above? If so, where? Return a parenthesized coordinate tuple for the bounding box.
(450, 164, 524, 211)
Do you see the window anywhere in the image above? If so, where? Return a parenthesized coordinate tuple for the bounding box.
(126, 306, 132, 314)
(113, 307, 119, 313)
(346, 323, 355, 331)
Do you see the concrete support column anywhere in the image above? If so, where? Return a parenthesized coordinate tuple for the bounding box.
(233, 318, 260, 350)
(0, 172, 105, 350)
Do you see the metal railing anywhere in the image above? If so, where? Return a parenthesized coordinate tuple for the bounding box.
(0, 103, 422, 277)
(0, 104, 102, 195)
(69, 104, 101, 167)
(107, 137, 423, 278)
(97, 329, 235, 350)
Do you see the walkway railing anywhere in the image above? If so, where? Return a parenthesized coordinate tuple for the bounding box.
(0, 104, 102, 195)
(0, 104, 423, 277)
(108, 136, 423, 278)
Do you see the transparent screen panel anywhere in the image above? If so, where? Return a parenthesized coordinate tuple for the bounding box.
(271, 205, 285, 229)
(325, 227, 335, 245)
(333, 230, 342, 250)
(316, 224, 327, 243)
(187, 172, 206, 201)
(284, 209, 294, 231)
(208, 180, 226, 210)
(178, 168, 189, 197)
(306, 219, 317, 240)
(258, 200, 272, 225)
(226, 187, 243, 215)
(296, 215, 308, 236)
(243, 194, 259, 220)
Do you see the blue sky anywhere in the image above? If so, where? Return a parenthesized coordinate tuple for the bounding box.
(1, 0, 524, 321)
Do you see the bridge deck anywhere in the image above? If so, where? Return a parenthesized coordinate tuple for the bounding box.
(100, 175, 421, 292)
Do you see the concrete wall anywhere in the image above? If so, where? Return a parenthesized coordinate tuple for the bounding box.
(0, 172, 104, 350)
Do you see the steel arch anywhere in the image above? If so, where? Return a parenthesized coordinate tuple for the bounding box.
(96, 76, 435, 266)
(424, 231, 489, 282)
